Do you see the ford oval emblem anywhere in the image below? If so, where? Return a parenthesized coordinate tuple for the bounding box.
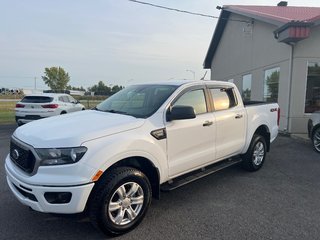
(12, 149, 19, 160)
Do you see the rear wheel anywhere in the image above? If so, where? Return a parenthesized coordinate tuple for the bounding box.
(88, 167, 152, 236)
(312, 127, 320, 153)
(241, 134, 267, 171)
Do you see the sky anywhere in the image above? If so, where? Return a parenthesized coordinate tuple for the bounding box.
(1, 0, 320, 90)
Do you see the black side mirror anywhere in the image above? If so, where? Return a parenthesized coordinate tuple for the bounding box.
(167, 105, 196, 121)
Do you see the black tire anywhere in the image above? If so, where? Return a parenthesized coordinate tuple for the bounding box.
(241, 134, 267, 171)
(88, 167, 152, 236)
(60, 111, 67, 115)
(82, 108, 85, 111)
(312, 127, 320, 153)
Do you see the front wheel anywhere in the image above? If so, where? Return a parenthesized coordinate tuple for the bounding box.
(88, 167, 152, 236)
(312, 127, 320, 153)
(241, 134, 267, 171)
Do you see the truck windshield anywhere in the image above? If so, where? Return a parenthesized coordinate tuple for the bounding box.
(95, 84, 178, 118)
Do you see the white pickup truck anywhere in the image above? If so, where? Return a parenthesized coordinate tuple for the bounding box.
(5, 81, 279, 235)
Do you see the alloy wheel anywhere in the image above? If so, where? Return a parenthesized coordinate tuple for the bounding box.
(107, 182, 144, 226)
(252, 141, 265, 165)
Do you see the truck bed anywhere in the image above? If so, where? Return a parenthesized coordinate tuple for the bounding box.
(243, 101, 276, 106)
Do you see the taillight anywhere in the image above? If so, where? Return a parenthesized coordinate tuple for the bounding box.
(41, 104, 59, 109)
(16, 103, 25, 108)
(277, 108, 280, 127)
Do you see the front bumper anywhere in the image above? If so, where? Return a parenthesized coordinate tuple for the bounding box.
(5, 159, 95, 214)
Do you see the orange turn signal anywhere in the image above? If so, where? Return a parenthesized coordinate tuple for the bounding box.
(92, 170, 104, 182)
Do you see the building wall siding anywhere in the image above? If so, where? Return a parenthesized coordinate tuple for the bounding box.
(209, 14, 320, 133)
(289, 26, 320, 133)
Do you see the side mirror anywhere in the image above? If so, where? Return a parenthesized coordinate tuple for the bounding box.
(167, 105, 196, 121)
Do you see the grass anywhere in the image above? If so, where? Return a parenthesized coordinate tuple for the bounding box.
(0, 111, 15, 124)
(0, 94, 23, 100)
(0, 101, 16, 124)
(79, 100, 102, 109)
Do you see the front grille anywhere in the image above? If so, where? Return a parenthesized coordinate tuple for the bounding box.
(10, 140, 36, 174)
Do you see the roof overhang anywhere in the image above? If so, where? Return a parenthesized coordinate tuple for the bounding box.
(274, 21, 314, 43)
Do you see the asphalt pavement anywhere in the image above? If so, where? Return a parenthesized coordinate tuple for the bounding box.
(0, 124, 320, 240)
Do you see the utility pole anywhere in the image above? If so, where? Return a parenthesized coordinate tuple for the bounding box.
(34, 77, 37, 90)
(186, 70, 195, 80)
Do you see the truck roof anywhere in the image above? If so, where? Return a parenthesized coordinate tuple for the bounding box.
(132, 80, 234, 87)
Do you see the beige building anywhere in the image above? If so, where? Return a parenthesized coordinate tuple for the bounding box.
(204, 2, 320, 133)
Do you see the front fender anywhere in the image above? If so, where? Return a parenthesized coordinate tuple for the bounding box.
(81, 131, 168, 183)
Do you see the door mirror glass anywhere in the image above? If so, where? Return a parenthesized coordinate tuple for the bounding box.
(167, 105, 196, 121)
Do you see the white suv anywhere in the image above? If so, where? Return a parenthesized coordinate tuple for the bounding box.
(15, 93, 85, 125)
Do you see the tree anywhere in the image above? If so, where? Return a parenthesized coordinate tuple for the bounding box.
(66, 85, 86, 91)
(266, 71, 279, 102)
(42, 67, 70, 91)
(111, 85, 124, 94)
(88, 81, 124, 96)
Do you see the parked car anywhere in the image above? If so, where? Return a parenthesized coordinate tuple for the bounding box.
(308, 111, 320, 153)
(15, 93, 85, 125)
(5, 81, 279, 235)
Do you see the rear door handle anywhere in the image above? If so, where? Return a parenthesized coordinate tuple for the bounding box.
(235, 114, 243, 119)
(203, 121, 213, 127)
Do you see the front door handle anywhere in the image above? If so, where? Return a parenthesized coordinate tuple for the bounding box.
(203, 121, 213, 127)
(235, 114, 243, 119)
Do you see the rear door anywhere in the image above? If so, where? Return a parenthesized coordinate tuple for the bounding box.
(208, 87, 246, 160)
(67, 95, 82, 112)
(166, 86, 216, 177)
(60, 95, 74, 112)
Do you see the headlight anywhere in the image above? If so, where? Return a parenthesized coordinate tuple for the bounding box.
(36, 147, 87, 166)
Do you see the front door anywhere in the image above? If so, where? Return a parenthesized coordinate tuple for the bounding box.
(166, 88, 216, 177)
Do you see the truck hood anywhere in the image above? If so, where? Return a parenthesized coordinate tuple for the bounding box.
(13, 110, 145, 148)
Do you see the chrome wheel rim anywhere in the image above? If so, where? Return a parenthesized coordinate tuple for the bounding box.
(107, 182, 144, 226)
(252, 141, 265, 165)
(313, 129, 320, 152)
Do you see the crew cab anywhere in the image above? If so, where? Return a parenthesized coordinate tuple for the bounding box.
(5, 81, 279, 235)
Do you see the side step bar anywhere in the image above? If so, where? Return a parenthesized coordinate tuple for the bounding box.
(160, 158, 242, 191)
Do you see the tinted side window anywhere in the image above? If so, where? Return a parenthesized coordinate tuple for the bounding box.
(210, 88, 237, 111)
(68, 95, 76, 103)
(62, 96, 70, 102)
(174, 89, 207, 114)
